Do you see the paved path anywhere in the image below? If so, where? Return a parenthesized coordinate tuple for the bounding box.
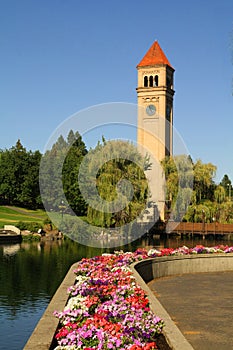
(148, 271, 233, 350)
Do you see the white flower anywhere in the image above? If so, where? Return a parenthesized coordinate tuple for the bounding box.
(206, 247, 217, 253)
(148, 248, 160, 256)
(65, 295, 88, 311)
(75, 275, 89, 285)
(111, 266, 131, 272)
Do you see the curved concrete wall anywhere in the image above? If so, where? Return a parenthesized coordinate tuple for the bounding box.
(130, 253, 233, 350)
(133, 254, 233, 283)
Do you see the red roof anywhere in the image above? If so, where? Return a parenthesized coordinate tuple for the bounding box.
(137, 41, 173, 68)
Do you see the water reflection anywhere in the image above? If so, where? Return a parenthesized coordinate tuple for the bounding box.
(3, 244, 21, 257)
(0, 236, 233, 350)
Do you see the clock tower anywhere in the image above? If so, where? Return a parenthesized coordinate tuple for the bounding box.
(137, 41, 175, 221)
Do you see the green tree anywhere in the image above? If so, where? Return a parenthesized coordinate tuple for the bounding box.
(220, 174, 232, 198)
(40, 130, 88, 214)
(219, 201, 233, 223)
(0, 140, 41, 208)
(184, 202, 215, 223)
(193, 160, 216, 202)
(161, 155, 193, 221)
(40, 141, 67, 210)
(214, 185, 226, 204)
(17, 150, 42, 208)
(161, 156, 178, 203)
(62, 131, 88, 215)
(83, 140, 150, 227)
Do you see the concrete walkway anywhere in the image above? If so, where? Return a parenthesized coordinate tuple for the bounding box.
(148, 271, 233, 350)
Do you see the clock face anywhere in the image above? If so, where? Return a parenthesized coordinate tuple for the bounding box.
(146, 104, 156, 116)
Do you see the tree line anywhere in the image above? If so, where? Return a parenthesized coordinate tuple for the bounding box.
(0, 131, 232, 225)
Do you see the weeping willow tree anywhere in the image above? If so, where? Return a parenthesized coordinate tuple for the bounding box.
(83, 139, 150, 227)
(161, 155, 226, 222)
(161, 155, 194, 221)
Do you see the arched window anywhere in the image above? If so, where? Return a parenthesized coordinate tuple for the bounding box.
(144, 76, 148, 87)
(154, 75, 159, 86)
(149, 76, 153, 87)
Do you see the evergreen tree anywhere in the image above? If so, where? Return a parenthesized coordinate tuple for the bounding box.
(0, 140, 41, 208)
(40, 130, 88, 214)
(62, 131, 88, 215)
(220, 174, 232, 198)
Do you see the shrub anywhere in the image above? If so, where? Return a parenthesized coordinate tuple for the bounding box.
(16, 221, 42, 232)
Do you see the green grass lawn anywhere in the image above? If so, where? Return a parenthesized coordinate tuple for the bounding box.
(0, 206, 49, 228)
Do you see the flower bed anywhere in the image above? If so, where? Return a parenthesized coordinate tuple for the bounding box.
(53, 245, 233, 350)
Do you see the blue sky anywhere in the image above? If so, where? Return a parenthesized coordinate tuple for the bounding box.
(0, 0, 232, 182)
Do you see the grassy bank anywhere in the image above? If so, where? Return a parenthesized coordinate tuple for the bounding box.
(0, 206, 49, 228)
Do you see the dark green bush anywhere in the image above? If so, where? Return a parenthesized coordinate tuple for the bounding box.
(16, 221, 42, 232)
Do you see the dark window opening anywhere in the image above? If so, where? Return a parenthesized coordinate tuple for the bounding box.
(154, 75, 159, 86)
(144, 76, 148, 87)
(149, 76, 153, 87)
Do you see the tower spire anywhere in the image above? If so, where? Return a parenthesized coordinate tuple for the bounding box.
(137, 41, 173, 68)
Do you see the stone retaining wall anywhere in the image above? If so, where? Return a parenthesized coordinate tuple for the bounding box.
(130, 254, 233, 350)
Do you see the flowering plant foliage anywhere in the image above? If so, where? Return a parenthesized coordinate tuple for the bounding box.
(54, 249, 162, 350)
(147, 244, 233, 257)
(54, 245, 233, 349)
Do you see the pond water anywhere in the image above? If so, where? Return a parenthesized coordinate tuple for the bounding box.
(0, 235, 232, 350)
